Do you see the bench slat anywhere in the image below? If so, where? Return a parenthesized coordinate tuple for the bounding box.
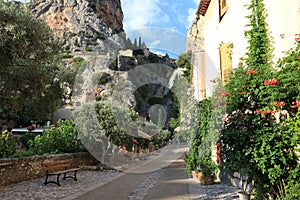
(43, 163, 70, 171)
(47, 168, 81, 175)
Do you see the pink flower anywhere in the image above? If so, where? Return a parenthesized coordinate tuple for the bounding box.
(246, 70, 258, 75)
(261, 110, 267, 115)
(274, 101, 280, 106)
(275, 101, 286, 106)
(256, 109, 261, 113)
(264, 78, 279, 86)
(220, 92, 231, 97)
(271, 78, 279, 86)
(292, 100, 300, 108)
(210, 79, 216, 83)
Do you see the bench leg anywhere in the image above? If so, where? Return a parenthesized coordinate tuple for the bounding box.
(44, 174, 61, 186)
(56, 174, 61, 186)
(63, 170, 78, 181)
(74, 170, 78, 181)
(44, 175, 49, 185)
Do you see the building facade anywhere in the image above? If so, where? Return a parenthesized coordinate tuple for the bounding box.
(187, 0, 300, 100)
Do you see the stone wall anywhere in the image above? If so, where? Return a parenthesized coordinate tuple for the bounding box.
(0, 152, 99, 186)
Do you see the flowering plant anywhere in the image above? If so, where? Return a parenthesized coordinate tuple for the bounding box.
(218, 0, 300, 198)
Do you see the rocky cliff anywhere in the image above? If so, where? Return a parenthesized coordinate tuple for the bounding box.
(30, 0, 124, 52)
(29, 0, 179, 125)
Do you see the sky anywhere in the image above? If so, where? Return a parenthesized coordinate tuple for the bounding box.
(121, 0, 200, 56)
(121, 0, 200, 35)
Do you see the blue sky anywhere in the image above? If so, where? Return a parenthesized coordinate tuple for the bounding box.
(121, 0, 199, 35)
(122, 0, 200, 56)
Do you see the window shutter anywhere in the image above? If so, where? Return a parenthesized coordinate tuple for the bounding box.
(219, 43, 232, 83)
(220, 0, 228, 17)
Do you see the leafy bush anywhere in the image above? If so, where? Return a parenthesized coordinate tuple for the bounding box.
(219, 0, 300, 198)
(20, 133, 35, 149)
(0, 130, 16, 158)
(28, 120, 86, 155)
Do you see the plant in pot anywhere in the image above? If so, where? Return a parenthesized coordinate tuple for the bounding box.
(237, 174, 252, 200)
(199, 158, 218, 185)
(184, 150, 199, 179)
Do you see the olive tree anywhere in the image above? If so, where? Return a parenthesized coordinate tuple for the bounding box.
(0, 1, 64, 124)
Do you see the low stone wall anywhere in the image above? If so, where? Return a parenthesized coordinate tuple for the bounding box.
(0, 152, 99, 187)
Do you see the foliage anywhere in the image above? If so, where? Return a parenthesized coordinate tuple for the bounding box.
(176, 50, 192, 81)
(0, 1, 64, 123)
(199, 157, 218, 177)
(20, 133, 35, 149)
(0, 130, 16, 158)
(219, 0, 300, 198)
(185, 98, 212, 173)
(28, 120, 86, 155)
(150, 129, 171, 149)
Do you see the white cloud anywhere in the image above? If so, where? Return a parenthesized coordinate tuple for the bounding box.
(122, 0, 170, 32)
(187, 8, 197, 28)
(193, 0, 200, 5)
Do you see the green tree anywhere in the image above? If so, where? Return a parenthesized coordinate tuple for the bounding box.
(176, 50, 192, 81)
(0, 1, 63, 123)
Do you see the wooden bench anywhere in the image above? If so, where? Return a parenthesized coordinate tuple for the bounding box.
(42, 159, 81, 186)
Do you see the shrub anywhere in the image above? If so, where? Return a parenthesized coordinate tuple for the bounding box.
(0, 130, 16, 158)
(20, 133, 35, 149)
(28, 120, 86, 155)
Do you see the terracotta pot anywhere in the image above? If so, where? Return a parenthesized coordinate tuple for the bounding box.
(204, 175, 214, 185)
(238, 192, 251, 200)
(197, 172, 204, 184)
(191, 170, 198, 179)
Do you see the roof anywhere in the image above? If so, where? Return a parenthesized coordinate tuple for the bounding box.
(197, 0, 211, 16)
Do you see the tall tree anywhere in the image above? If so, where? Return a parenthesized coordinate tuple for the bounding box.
(0, 1, 63, 124)
(176, 50, 192, 81)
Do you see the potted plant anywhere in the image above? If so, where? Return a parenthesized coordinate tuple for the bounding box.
(184, 149, 199, 179)
(199, 158, 218, 185)
(237, 174, 252, 200)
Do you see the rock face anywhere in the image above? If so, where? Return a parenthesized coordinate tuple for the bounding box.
(30, 0, 124, 52)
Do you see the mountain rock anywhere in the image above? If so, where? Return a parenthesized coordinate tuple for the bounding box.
(30, 0, 124, 52)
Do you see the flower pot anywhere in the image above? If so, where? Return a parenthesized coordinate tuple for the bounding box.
(197, 172, 204, 184)
(238, 192, 251, 200)
(204, 175, 214, 185)
(191, 170, 198, 179)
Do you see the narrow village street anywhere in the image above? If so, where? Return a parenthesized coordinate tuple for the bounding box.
(0, 144, 239, 200)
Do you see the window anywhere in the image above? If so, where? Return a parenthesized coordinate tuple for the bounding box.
(219, 43, 232, 83)
(219, 0, 228, 20)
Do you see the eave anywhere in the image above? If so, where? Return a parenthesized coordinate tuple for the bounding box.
(197, 0, 211, 16)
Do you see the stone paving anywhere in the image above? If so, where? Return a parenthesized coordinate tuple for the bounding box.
(0, 168, 240, 200)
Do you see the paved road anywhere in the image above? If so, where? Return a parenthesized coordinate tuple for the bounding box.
(67, 143, 239, 200)
(144, 159, 190, 200)
(71, 143, 190, 200)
